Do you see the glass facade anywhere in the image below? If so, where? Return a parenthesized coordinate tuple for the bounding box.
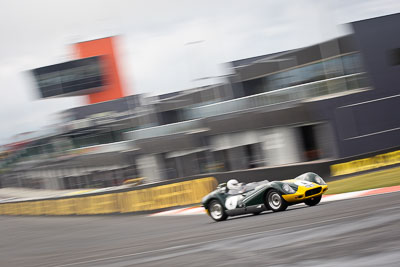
(186, 53, 368, 119)
(242, 53, 364, 95)
(187, 72, 368, 119)
(0, 130, 128, 169)
(71, 132, 122, 148)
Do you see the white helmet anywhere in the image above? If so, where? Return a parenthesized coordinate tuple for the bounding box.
(227, 179, 240, 190)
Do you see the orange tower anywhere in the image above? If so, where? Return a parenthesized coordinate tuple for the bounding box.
(74, 36, 126, 104)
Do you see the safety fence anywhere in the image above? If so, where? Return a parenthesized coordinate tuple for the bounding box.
(0, 177, 217, 216)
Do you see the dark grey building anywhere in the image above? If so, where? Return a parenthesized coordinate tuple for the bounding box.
(1, 13, 399, 189)
(306, 13, 400, 157)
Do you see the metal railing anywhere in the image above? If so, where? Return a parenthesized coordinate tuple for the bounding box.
(125, 119, 203, 140)
(123, 73, 368, 141)
(187, 72, 369, 119)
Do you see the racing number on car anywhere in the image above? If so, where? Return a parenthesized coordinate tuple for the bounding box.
(225, 195, 241, 210)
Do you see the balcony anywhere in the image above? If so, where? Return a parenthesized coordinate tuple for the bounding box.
(123, 73, 368, 141)
(125, 119, 203, 140)
(7, 141, 137, 169)
(187, 72, 369, 119)
(67, 140, 135, 156)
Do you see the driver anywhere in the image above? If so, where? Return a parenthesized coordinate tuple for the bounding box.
(227, 179, 245, 194)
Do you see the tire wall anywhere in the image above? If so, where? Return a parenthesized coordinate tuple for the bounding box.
(0, 177, 217, 216)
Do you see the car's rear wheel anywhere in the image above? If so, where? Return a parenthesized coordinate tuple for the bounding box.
(265, 190, 288, 212)
(304, 195, 321, 206)
(208, 200, 228, 222)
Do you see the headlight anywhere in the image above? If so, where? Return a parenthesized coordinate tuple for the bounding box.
(315, 176, 326, 185)
(282, 183, 295, 194)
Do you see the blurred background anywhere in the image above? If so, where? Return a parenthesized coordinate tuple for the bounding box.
(0, 0, 400, 190)
(1, 1, 400, 267)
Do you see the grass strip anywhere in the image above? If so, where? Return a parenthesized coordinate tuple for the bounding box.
(327, 166, 400, 194)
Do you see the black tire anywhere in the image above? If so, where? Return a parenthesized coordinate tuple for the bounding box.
(208, 200, 228, 222)
(304, 195, 321, 206)
(265, 190, 288, 212)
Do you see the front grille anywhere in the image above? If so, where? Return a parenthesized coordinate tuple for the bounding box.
(305, 187, 322, 197)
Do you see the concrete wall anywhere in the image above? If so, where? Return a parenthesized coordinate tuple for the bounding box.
(314, 122, 339, 159)
(136, 154, 165, 183)
(261, 127, 302, 166)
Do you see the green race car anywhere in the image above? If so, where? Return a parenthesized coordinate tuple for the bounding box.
(202, 172, 328, 222)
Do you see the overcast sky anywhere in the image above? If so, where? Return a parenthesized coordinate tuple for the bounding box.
(1, 0, 400, 145)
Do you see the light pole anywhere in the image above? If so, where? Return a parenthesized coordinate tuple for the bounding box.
(184, 40, 206, 88)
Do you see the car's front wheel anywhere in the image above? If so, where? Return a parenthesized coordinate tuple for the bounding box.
(304, 195, 321, 206)
(265, 190, 288, 212)
(208, 200, 228, 222)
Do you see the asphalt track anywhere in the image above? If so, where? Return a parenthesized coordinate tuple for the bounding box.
(0, 192, 399, 267)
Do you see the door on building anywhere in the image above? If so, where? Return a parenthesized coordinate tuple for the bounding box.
(163, 155, 178, 179)
(213, 150, 231, 172)
(299, 125, 320, 161)
(244, 143, 265, 168)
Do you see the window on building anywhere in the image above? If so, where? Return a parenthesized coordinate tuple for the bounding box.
(388, 48, 400, 66)
(158, 109, 185, 125)
(241, 78, 265, 96)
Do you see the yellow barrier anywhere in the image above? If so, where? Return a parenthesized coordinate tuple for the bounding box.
(0, 177, 218, 216)
(331, 150, 400, 176)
